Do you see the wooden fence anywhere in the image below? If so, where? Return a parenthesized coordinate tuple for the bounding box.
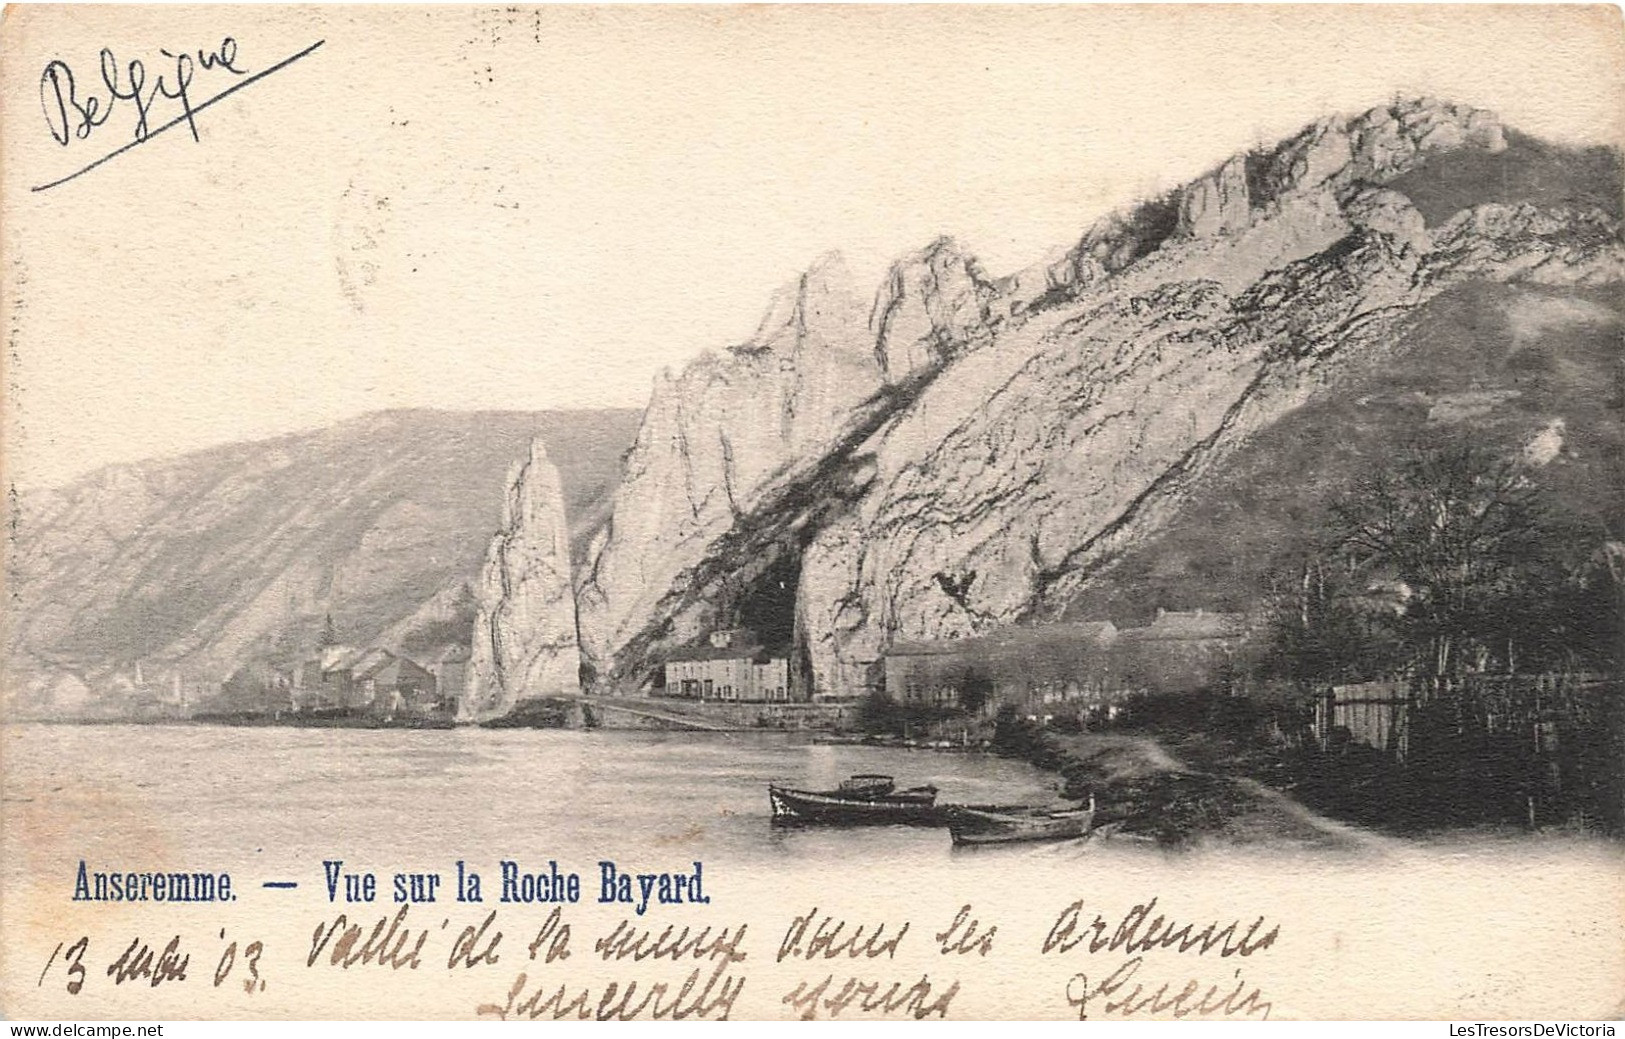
(1317, 673, 1614, 758)
(1316, 680, 1412, 759)
(1314, 673, 1620, 826)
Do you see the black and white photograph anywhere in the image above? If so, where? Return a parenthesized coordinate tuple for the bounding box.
(1, 4, 1621, 1022)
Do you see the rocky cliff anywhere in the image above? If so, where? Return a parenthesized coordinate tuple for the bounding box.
(464, 439, 581, 718)
(495, 98, 1622, 697)
(573, 241, 1005, 674)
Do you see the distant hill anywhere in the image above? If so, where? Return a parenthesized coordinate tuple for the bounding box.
(5, 408, 640, 711)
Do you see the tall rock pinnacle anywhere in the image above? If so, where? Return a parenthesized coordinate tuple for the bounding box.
(464, 438, 581, 718)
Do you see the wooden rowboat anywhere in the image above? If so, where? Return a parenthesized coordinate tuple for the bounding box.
(946, 795, 1097, 846)
(769, 774, 941, 825)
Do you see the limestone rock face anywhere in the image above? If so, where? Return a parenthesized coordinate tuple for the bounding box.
(1274, 118, 1354, 193)
(465, 439, 580, 718)
(551, 98, 1621, 695)
(1425, 204, 1625, 285)
(1345, 97, 1506, 181)
(1063, 199, 1186, 290)
(872, 238, 1001, 381)
(1343, 187, 1431, 253)
(574, 245, 1007, 678)
(1179, 154, 1252, 238)
(791, 192, 1621, 693)
(994, 250, 1078, 321)
(757, 253, 880, 456)
(1004, 99, 1512, 320)
(573, 254, 879, 672)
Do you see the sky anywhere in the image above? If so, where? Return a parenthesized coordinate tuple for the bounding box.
(2, 4, 1621, 489)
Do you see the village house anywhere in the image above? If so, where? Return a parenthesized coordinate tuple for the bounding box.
(427, 644, 471, 711)
(217, 661, 294, 714)
(1115, 608, 1249, 692)
(1128, 607, 1248, 648)
(882, 639, 966, 708)
(880, 611, 1251, 711)
(353, 651, 438, 715)
(292, 645, 437, 714)
(884, 621, 1121, 711)
(292, 645, 360, 710)
(662, 630, 794, 703)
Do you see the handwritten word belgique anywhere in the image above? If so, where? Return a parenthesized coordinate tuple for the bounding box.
(31, 37, 325, 192)
(39, 39, 245, 148)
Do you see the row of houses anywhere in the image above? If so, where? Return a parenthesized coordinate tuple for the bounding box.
(289, 644, 471, 717)
(660, 610, 1249, 708)
(214, 643, 471, 719)
(882, 610, 1249, 710)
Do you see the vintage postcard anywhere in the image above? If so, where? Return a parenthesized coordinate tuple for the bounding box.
(2, 4, 1622, 1022)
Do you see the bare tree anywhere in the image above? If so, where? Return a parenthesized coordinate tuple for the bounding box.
(1329, 443, 1546, 678)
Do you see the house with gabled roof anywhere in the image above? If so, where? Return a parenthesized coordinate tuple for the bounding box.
(291, 644, 436, 713)
(662, 630, 794, 703)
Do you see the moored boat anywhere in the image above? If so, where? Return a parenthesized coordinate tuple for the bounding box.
(768, 774, 941, 825)
(946, 795, 1097, 846)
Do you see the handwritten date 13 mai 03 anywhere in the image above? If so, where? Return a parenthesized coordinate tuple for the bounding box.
(33, 900, 1278, 1020)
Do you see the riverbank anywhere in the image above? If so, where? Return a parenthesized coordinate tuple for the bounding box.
(990, 678, 1625, 845)
(1012, 729, 1391, 851)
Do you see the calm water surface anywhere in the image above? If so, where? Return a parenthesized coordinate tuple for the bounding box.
(2, 724, 1062, 883)
(6, 723, 1613, 894)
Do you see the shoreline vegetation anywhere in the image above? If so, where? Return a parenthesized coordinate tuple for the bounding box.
(978, 691, 1623, 846)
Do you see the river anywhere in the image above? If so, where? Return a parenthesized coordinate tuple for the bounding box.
(1, 724, 1063, 883)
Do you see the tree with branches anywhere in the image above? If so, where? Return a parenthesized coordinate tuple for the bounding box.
(1266, 442, 1572, 684)
(1329, 443, 1548, 678)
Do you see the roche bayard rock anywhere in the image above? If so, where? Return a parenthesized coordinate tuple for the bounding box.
(465, 439, 582, 718)
(4, 410, 638, 716)
(545, 99, 1622, 695)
